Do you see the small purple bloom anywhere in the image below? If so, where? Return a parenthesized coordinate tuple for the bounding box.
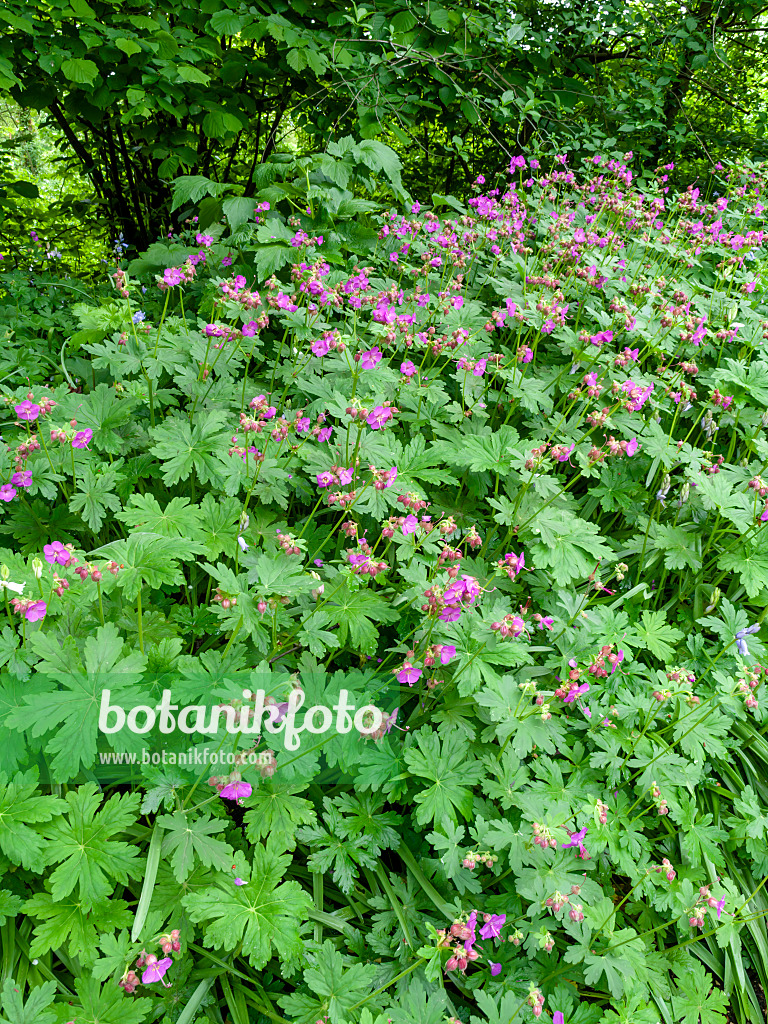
(564, 682, 590, 703)
(360, 347, 382, 369)
(439, 644, 456, 665)
(219, 780, 252, 804)
(489, 961, 502, 976)
(11, 471, 32, 487)
(234, 877, 246, 886)
(0, 484, 16, 502)
(72, 428, 93, 449)
(479, 913, 506, 940)
(25, 600, 46, 622)
(735, 624, 760, 657)
(142, 957, 173, 986)
(401, 515, 418, 535)
(14, 401, 40, 421)
(398, 666, 422, 686)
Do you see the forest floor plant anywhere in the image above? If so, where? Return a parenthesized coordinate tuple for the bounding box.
(1, 146, 768, 1024)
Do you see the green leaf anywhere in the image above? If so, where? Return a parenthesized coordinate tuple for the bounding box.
(67, 977, 148, 1024)
(116, 494, 205, 547)
(209, 9, 244, 34)
(223, 196, 256, 231)
(41, 785, 141, 909)
(404, 728, 484, 827)
(61, 58, 99, 85)
(150, 411, 230, 486)
(176, 64, 211, 84)
(69, 461, 125, 532)
(88, 533, 184, 600)
(202, 109, 244, 139)
(635, 609, 684, 660)
(527, 509, 612, 586)
(25, 893, 131, 963)
(170, 175, 230, 212)
(157, 811, 235, 881)
(0, 770, 65, 872)
(114, 37, 142, 57)
(671, 960, 728, 1024)
(182, 842, 313, 968)
(0, 977, 57, 1024)
(0, 891, 22, 926)
(11, 624, 148, 780)
(244, 781, 317, 851)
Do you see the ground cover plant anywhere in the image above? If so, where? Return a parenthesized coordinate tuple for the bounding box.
(2, 144, 768, 1024)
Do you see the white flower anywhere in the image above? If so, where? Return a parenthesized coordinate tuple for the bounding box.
(0, 580, 24, 594)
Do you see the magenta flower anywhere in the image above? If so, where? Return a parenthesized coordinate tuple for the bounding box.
(464, 909, 478, 951)
(398, 666, 422, 686)
(401, 360, 416, 376)
(489, 961, 502, 976)
(142, 957, 173, 986)
(234, 877, 246, 886)
(402, 515, 418, 535)
(625, 438, 639, 457)
(15, 401, 40, 421)
(473, 359, 487, 377)
(562, 825, 589, 859)
(439, 645, 456, 665)
(44, 541, 71, 565)
(611, 649, 625, 674)
(563, 682, 589, 703)
(479, 913, 506, 940)
(360, 347, 382, 369)
(316, 471, 334, 488)
(716, 897, 725, 919)
(219, 780, 252, 804)
(11, 471, 32, 487)
(589, 330, 613, 347)
(25, 600, 46, 622)
(0, 485, 16, 502)
(553, 1014, 564, 1024)
(72, 428, 93, 449)
(367, 406, 393, 430)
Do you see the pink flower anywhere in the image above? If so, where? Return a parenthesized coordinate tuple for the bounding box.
(489, 961, 502, 976)
(11, 471, 32, 487)
(473, 359, 487, 377)
(142, 957, 173, 986)
(564, 682, 590, 703)
(389, 252, 398, 263)
(439, 645, 456, 665)
(625, 438, 639, 457)
(398, 665, 422, 686)
(219, 780, 252, 803)
(479, 913, 506, 940)
(234, 877, 246, 886)
(589, 330, 613, 347)
(15, 401, 40, 421)
(312, 337, 331, 357)
(367, 405, 393, 430)
(72, 428, 93, 449)
(0, 485, 16, 502)
(716, 897, 725, 919)
(401, 360, 416, 377)
(25, 600, 46, 622)
(317, 471, 334, 488)
(402, 515, 419, 535)
(360, 347, 382, 369)
(553, 1014, 564, 1024)
(44, 541, 71, 566)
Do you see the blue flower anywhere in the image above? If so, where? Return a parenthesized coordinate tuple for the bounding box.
(735, 624, 760, 657)
(132, 311, 146, 324)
